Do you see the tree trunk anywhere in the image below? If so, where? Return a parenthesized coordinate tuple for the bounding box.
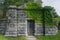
(42, 20, 45, 36)
(58, 21, 60, 30)
(42, 11, 45, 36)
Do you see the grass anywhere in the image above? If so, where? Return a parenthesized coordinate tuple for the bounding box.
(35, 30, 60, 40)
(0, 35, 26, 40)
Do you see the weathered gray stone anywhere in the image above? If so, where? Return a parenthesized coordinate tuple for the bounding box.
(35, 23, 58, 35)
(0, 19, 7, 34)
(5, 5, 27, 36)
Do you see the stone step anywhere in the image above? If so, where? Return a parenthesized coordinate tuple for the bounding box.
(27, 36, 37, 40)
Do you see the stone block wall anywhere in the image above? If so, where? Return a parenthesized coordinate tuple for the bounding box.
(35, 23, 43, 35)
(45, 27, 58, 35)
(5, 5, 27, 36)
(0, 20, 7, 34)
(35, 23, 58, 35)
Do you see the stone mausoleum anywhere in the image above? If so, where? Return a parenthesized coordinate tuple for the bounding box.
(0, 1, 58, 37)
(4, 5, 58, 36)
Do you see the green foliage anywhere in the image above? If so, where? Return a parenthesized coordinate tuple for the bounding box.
(26, 2, 42, 23)
(4, 0, 24, 6)
(15, 2, 23, 6)
(14, 0, 24, 6)
(26, 2, 56, 26)
(41, 6, 55, 26)
(55, 17, 60, 21)
(26, 2, 41, 9)
(34, 0, 42, 6)
(0, 0, 8, 11)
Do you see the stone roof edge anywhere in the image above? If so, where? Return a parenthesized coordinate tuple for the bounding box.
(8, 4, 26, 9)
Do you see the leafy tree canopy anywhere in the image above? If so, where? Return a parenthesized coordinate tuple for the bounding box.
(26, 2, 42, 23)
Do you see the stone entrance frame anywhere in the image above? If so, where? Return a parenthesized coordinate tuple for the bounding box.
(27, 19, 35, 36)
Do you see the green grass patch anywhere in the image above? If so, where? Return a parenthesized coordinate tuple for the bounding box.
(35, 30, 60, 40)
(0, 35, 26, 40)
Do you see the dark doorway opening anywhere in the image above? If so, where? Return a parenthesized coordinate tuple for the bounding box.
(27, 20, 35, 36)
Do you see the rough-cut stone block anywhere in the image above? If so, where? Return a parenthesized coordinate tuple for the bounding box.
(35, 23, 58, 35)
